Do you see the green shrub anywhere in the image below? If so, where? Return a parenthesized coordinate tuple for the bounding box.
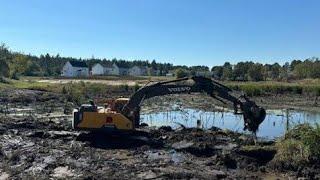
(134, 83, 140, 92)
(62, 83, 85, 105)
(120, 84, 129, 92)
(0, 77, 9, 84)
(88, 84, 105, 95)
(227, 82, 320, 96)
(302, 86, 320, 96)
(62, 86, 67, 94)
(239, 84, 261, 96)
(10, 71, 19, 80)
(175, 68, 189, 78)
(274, 139, 309, 164)
(274, 123, 320, 165)
(291, 86, 303, 94)
(79, 81, 86, 87)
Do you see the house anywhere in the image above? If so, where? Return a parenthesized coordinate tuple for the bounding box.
(106, 63, 120, 75)
(129, 66, 148, 76)
(91, 63, 104, 75)
(61, 61, 89, 77)
(91, 63, 120, 76)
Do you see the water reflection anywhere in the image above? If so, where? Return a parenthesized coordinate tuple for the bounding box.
(141, 108, 320, 139)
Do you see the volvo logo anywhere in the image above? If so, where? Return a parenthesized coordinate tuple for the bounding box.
(168, 87, 191, 92)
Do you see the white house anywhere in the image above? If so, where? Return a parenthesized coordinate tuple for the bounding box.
(61, 61, 89, 77)
(129, 66, 148, 76)
(106, 63, 120, 75)
(91, 63, 120, 76)
(91, 63, 104, 75)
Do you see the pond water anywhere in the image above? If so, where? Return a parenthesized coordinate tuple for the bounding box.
(141, 107, 320, 139)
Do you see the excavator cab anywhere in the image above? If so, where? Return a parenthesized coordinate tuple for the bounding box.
(72, 99, 134, 132)
(108, 98, 140, 127)
(109, 98, 129, 112)
(72, 98, 140, 132)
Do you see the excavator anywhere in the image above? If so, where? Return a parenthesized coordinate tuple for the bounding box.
(72, 76, 266, 133)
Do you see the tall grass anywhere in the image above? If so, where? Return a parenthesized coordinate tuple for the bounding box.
(227, 81, 320, 96)
(274, 123, 320, 165)
(60, 82, 136, 105)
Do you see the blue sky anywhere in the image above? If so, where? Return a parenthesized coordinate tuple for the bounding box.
(0, 0, 319, 66)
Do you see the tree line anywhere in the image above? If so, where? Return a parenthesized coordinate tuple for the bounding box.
(0, 44, 214, 78)
(210, 58, 320, 81)
(0, 43, 319, 81)
(0, 44, 176, 77)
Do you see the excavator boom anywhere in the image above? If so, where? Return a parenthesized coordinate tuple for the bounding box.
(121, 76, 266, 132)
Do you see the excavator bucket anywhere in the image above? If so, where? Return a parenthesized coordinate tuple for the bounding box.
(242, 102, 266, 133)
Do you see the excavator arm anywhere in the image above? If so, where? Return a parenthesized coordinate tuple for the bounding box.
(121, 76, 266, 133)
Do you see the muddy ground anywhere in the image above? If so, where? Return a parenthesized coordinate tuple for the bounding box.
(0, 89, 319, 179)
(0, 115, 274, 179)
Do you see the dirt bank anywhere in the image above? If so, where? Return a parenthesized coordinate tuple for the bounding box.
(252, 94, 320, 112)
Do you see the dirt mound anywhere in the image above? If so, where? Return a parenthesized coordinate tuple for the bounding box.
(0, 89, 63, 104)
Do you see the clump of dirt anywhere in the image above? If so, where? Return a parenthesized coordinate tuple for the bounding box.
(237, 146, 277, 165)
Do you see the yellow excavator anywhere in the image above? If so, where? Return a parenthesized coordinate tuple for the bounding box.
(72, 76, 266, 133)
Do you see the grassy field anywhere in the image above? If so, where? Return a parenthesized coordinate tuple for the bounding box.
(1, 76, 320, 98)
(226, 79, 320, 96)
(22, 75, 175, 82)
(0, 76, 150, 91)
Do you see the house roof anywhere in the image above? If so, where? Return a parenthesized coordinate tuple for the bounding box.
(93, 63, 103, 67)
(69, 61, 88, 68)
(94, 62, 116, 68)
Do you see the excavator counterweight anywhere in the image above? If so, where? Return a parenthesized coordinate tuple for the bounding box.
(73, 76, 266, 133)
